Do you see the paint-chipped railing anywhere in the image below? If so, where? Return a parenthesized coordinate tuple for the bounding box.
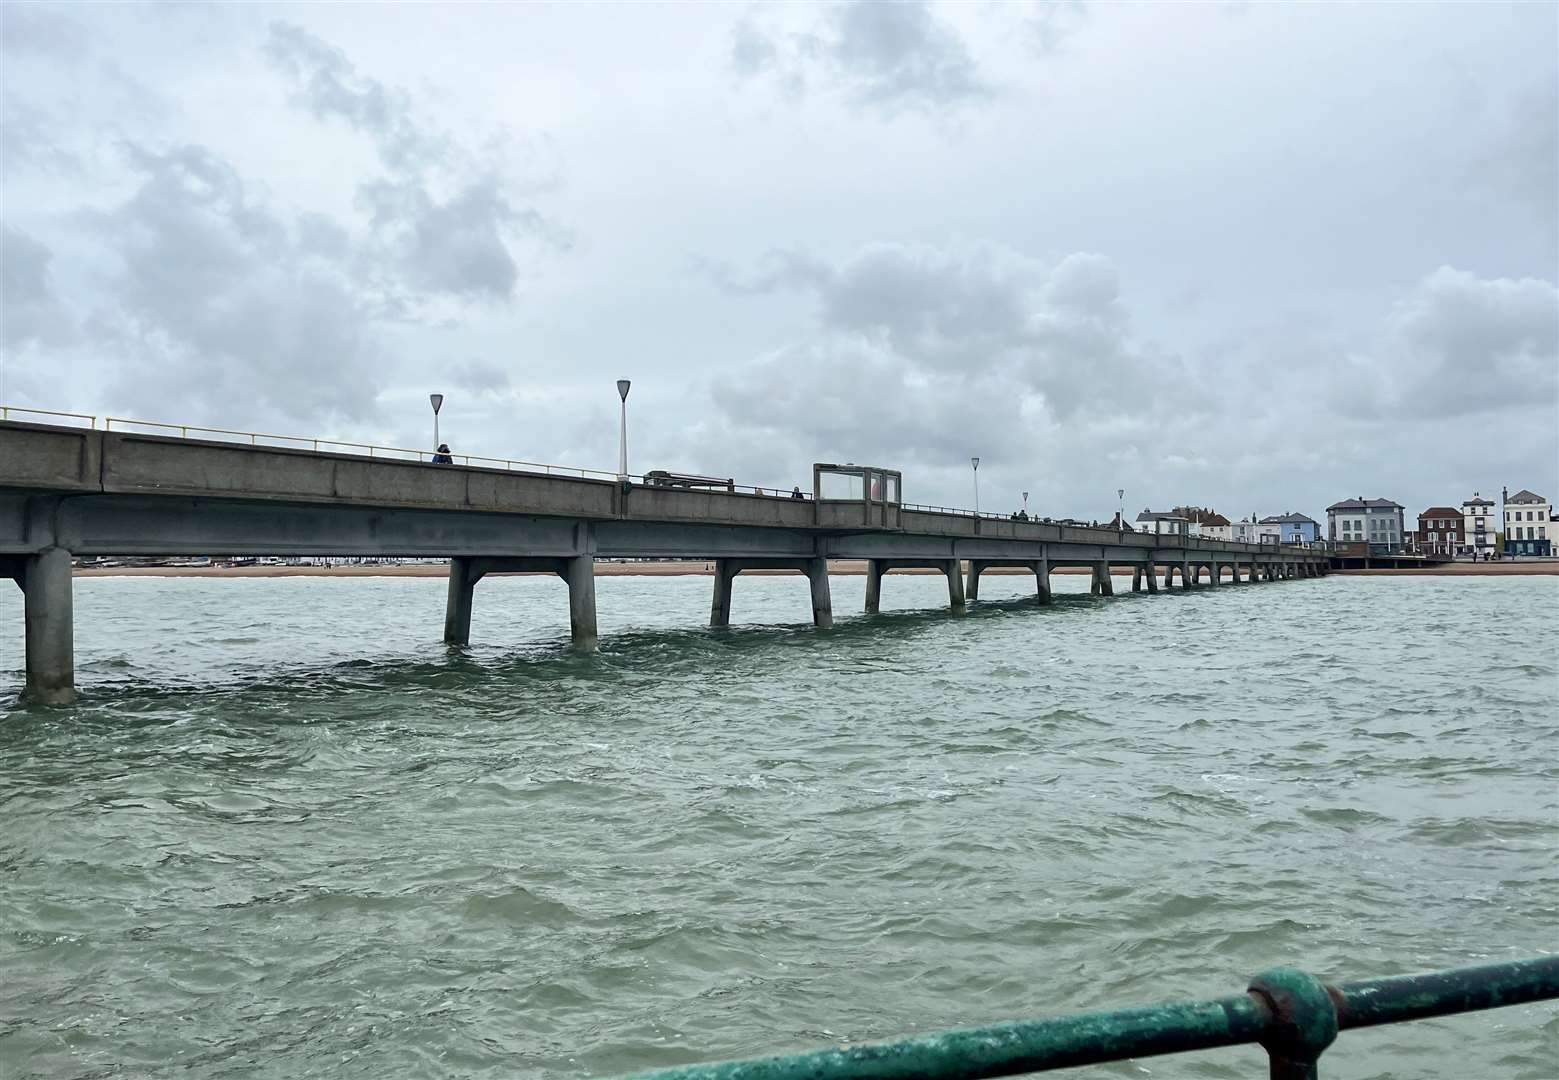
(0, 405, 97, 428)
(611, 956, 1558, 1080)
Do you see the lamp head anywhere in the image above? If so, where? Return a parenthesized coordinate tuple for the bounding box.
(617, 379, 632, 401)
(429, 393, 444, 414)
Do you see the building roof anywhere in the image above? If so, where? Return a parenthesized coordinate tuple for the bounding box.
(1461, 494, 1494, 506)
(1258, 512, 1319, 525)
(1418, 506, 1462, 519)
(1172, 506, 1230, 527)
(1507, 489, 1547, 503)
(1136, 509, 1186, 522)
(1326, 497, 1403, 511)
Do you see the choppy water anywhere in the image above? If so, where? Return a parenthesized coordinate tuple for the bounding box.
(2, 571, 1556, 1080)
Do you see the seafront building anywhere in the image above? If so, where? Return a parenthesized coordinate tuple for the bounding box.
(1461, 493, 1497, 559)
(1326, 497, 1406, 554)
(1503, 489, 1553, 557)
(1135, 509, 1191, 536)
(1258, 512, 1320, 544)
(1413, 507, 1464, 556)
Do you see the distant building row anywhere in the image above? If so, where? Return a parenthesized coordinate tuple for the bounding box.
(1325, 489, 1553, 557)
(1128, 489, 1554, 558)
(1134, 508, 1320, 543)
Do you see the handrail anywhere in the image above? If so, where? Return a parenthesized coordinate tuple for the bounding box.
(0, 405, 96, 428)
(609, 955, 1558, 1080)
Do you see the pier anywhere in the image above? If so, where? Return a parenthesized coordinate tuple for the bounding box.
(2, 420, 1329, 704)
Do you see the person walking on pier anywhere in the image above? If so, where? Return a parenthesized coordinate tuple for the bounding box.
(431, 443, 453, 465)
(791, 486, 805, 500)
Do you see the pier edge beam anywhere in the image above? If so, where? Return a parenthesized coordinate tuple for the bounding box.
(563, 555, 598, 650)
(807, 558, 833, 629)
(443, 556, 485, 645)
(20, 546, 76, 705)
(864, 559, 885, 614)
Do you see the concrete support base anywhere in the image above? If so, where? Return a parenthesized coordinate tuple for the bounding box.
(444, 556, 482, 645)
(17, 547, 76, 705)
(864, 559, 884, 614)
(1090, 561, 1114, 596)
(711, 558, 831, 629)
(446, 555, 600, 649)
(947, 559, 966, 610)
(1144, 562, 1158, 593)
(565, 555, 598, 648)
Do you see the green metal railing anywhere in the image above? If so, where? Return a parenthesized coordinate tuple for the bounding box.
(612, 956, 1558, 1080)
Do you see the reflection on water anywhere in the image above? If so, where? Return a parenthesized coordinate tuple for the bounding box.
(2, 573, 1556, 1079)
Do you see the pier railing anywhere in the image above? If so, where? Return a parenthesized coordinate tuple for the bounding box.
(609, 956, 1558, 1080)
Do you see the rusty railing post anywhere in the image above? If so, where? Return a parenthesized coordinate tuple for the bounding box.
(1249, 967, 1339, 1080)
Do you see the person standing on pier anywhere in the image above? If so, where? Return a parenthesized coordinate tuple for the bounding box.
(431, 444, 453, 465)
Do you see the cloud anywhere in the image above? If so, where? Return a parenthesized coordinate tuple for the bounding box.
(0, 6, 88, 58)
(449, 357, 512, 395)
(264, 20, 565, 305)
(1028, 0, 1088, 56)
(702, 242, 1192, 503)
(1, 226, 75, 349)
(84, 143, 383, 425)
(1375, 266, 1558, 419)
(733, 1, 992, 114)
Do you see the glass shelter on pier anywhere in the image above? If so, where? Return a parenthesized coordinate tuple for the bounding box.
(812, 463, 902, 530)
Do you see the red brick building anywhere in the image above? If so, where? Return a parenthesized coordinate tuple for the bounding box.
(1415, 506, 1464, 555)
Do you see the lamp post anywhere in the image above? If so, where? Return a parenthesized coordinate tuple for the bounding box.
(1022, 490, 1029, 517)
(429, 393, 444, 452)
(616, 379, 632, 482)
(971, 457, 980, 516)
(1117, 488, 1125, 530)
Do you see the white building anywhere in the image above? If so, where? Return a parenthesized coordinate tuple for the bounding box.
(1326, 497, 1406, 553)
(1504, 489, 1553, 557)
(1461, 493, 1496, 558)
(1136, 509, 1190, 536)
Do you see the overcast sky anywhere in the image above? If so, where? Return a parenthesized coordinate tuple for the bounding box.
(2, 1, 1555, 521)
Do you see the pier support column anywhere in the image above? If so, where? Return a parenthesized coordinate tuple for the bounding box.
(1180, 561, 1193, 588)
(946, 560, 966, 610)
(1208, 562, 1220, 586)
(564, 555, 598, 650)
(966, 560, 984, 602)
(20, 547, 75, 705)
(1145, 562, 1158, 593)
(1035, 558, 1052, 604)
(710, 559, 738, 628)
(864, 559, 885, 614)
(1091, 561, 1114, 596)
(444, 556, 484, 645)
(807, 558, 833, 629)
(1132, 565, 1143, 592)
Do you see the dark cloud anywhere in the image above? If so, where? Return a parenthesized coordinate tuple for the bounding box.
(0, 6, 88, 57)
(85, 144, 383, 425)
(264, 21, 565, 305)
(709, 243, 1186, 432)
(1, 225, 75, 349)
(734, 1, 992, 114)
(449, 358, 511, 395)
(1377, 266, 1558, 419)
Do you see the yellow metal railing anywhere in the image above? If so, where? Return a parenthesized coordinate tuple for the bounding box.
(0, 405, 97, 428)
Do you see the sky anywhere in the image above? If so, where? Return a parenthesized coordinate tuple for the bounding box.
(2, 1, 1555, 523)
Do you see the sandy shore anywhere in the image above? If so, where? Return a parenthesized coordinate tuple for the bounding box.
(74, 559, 1559, 578)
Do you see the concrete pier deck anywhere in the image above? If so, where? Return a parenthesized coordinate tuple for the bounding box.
(2, 421, 1329, 703)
